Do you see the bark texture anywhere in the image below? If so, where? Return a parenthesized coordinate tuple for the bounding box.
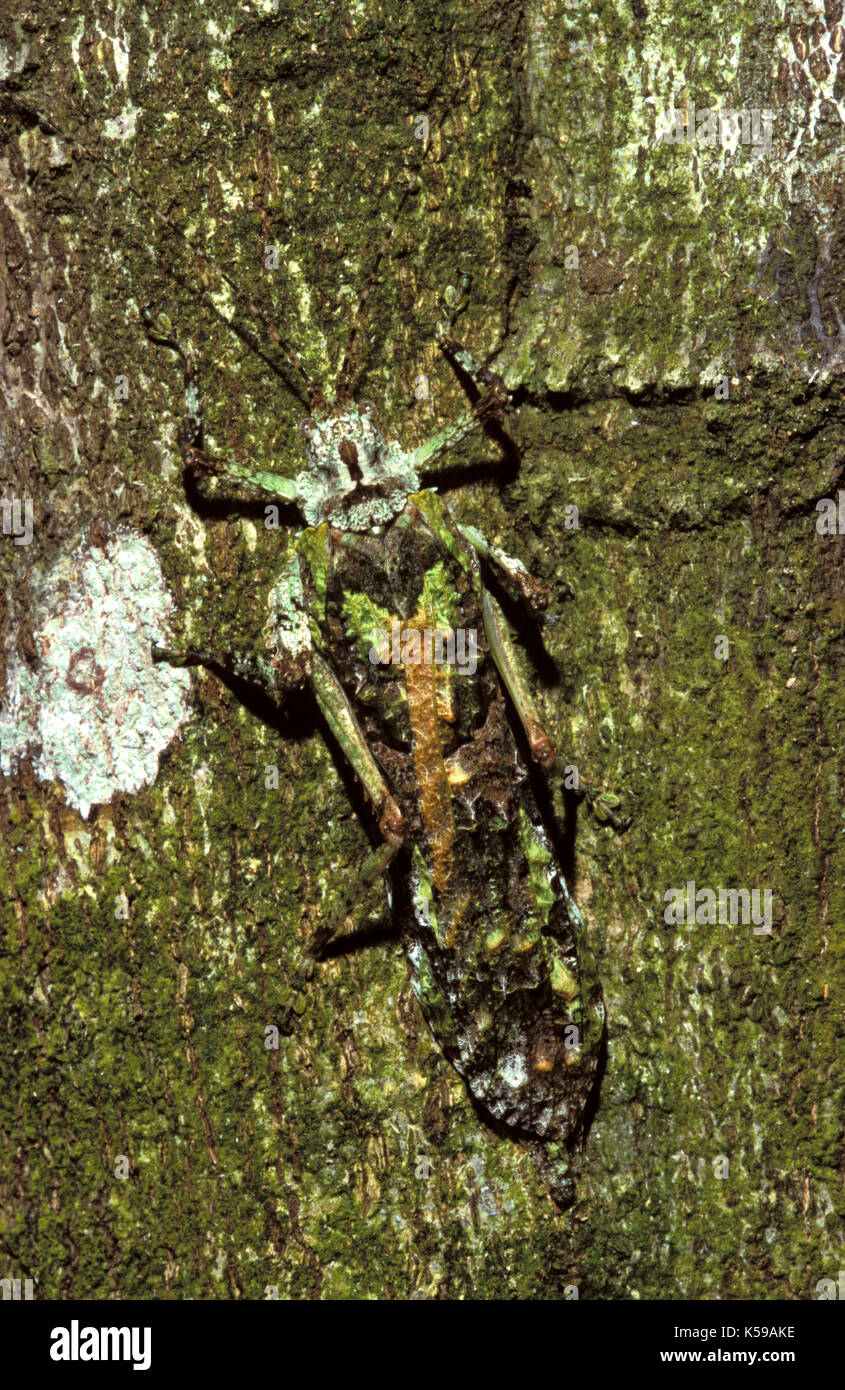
(1, 0, 843, 1298)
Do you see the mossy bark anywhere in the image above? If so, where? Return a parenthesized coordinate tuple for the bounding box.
(1, 0, 843, 1298)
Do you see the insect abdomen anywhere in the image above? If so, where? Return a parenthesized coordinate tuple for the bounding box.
(313, 498, 603, 1206)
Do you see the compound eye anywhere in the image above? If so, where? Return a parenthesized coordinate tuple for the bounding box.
(300, 417, 316, 437)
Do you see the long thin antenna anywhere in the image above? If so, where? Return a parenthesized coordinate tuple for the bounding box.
(0, 84, 315, 409)
(335, 39, 488, 401)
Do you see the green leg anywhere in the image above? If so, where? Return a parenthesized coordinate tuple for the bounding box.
(408, 377, 511, 476)
(144, 309, 298, 502)
(309, 651, 406, 844)
(460, 524, 560, 617)
(407, 406, 491, 474)
(278, 650, 408, 1033)
(481, 589, 556, 765)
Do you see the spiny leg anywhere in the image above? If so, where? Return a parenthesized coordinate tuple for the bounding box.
(423, 282, 628, 827)
(408, 375, 511, 476)
(481, 589, 556, 766)
(430, 281, 553, 610)
(459, 524, 571, 619)
(143, 309, 298, 502)
(436, 272, 507, 396)
(309, 651, 406, 844)
(407, 404, 497, 475)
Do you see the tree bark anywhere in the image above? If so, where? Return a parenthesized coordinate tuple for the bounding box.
(1, 0, 843, 1298)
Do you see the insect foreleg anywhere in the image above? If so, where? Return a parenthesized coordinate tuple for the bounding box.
(436, 274, 506, 397)
(409, 278, 511, 478)
(188, 455, 300, 504)
(407, 406, 495, 474)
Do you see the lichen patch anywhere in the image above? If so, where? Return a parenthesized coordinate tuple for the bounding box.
(0, 529, 191, 817)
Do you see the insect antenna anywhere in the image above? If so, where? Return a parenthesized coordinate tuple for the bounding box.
(0, 84, 315, 410)
(334, 40, 488, 405)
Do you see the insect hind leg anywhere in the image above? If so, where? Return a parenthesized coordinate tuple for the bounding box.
(277, 650, 408, 1035)
(481, 590, 632, 831)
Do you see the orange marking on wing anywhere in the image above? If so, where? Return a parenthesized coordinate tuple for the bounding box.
(441, 889, 471, 949)
(403, 631, 455, 895)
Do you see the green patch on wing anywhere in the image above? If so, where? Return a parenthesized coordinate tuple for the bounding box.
(341, 561, 460, 660)
(342, 589, 395, 660)
(517, 807, 556, 932)
(296, 523, 330, 631)
(418, 561, 461, 631)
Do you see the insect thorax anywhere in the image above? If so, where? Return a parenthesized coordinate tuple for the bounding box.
(296, 406, 420, 531)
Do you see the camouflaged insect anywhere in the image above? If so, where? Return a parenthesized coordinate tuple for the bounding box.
(147, 287, 609, 1209)
(1, 84, 611, 1207)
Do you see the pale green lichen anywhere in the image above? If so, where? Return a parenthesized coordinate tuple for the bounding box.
(0, 530, 190, 818)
